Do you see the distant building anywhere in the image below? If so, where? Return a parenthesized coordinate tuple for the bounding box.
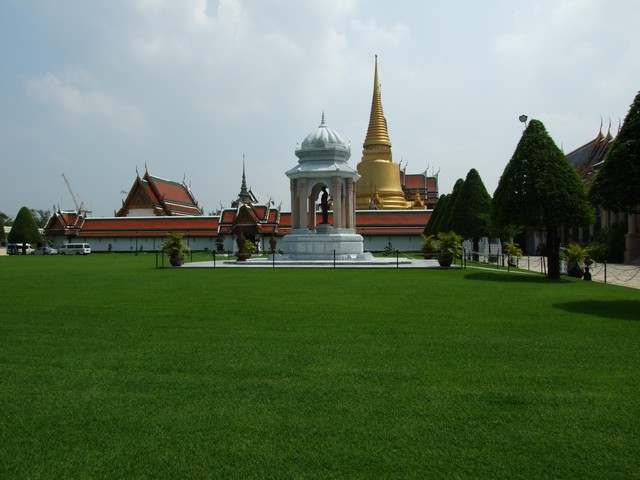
(117, 169, 203, 217)
(566, 123, 638, 263)
(44, 58, 438, 253)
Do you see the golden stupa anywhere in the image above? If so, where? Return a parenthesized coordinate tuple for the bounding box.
(355, 56, 411, 210)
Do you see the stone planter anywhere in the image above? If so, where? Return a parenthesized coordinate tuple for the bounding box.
(437, 253, 453, 267)
(567, 264, 583, 278)
(169, 256, 184, 267)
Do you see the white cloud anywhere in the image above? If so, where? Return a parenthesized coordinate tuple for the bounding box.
(492, 32, 533, 58)
(25, 70, 148, 135)
(350, 17, 411, 46)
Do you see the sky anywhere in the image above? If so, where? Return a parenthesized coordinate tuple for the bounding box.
(1, 0, 639, 218)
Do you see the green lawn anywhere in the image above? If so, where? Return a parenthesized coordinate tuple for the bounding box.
(1, 254, 639, 479)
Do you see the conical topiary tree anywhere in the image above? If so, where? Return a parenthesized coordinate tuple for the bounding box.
(424, 194, 446, 236)
(492, 119, 594, 279)
(589, 90, 640, 214)
(449, 168, 492, 260)
(7, 207, 43, 254)
(439, 178, 464, 234)
(430, 194, 450, 236)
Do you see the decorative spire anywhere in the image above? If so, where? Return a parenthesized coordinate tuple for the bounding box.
(237, 154, 253, 205)
(320, 111, 326, 126)
(363, 55, 392, 160)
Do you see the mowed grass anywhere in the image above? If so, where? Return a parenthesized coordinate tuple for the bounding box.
(0, 254, 639, 479)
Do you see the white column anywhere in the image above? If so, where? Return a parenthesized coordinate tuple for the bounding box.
(297, 178, 307, 230)
(346, 178, 354, 229)
(290, 179, 298, 230)
(332, 177, 342, 228)
(309, 191, 316, 231)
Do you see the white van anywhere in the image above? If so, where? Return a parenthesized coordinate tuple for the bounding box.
(59, 243, 91, 255)
(7, 243, 34, 255)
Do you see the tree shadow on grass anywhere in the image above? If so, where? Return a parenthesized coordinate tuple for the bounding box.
(554, 300, 640, 321)
(464, 271, 569, 285)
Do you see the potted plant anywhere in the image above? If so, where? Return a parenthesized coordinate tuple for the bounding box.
(437, 231, 463, 267)
(421, 233, 436, 259)
(561, 242, 588, 278)
(235, 230, 255, 261)
(163, 232, 188, 266)
(503, 242, 523, 267)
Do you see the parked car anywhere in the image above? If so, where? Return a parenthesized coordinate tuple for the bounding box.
(59, 243, 91, 255)
(7, 243, 35, 255)
(34, 246, 58, 255)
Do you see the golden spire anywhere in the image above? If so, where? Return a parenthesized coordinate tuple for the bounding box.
(363, 55, 392, 160)
(355, 55, 409, 209)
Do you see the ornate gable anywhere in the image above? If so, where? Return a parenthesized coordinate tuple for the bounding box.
(129, 180, 156, 207)
(117, 168, 203, 217)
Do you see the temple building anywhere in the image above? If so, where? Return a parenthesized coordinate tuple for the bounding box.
(564, 123, 619, 246)
(566, 123, 638, 263)
(116, 168, 203, 217)
(44, 57, 438, 253)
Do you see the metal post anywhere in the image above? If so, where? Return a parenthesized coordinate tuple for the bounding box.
(604, 261, 607, 284)
(213, 250, 216, 269)
(396, 249, 399, 269)
(333, 249, 336, 269)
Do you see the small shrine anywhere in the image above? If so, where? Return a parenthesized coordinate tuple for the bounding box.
(282, 114, 369, 260)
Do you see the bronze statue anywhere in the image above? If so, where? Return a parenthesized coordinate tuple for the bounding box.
(320, 186, 329, 224)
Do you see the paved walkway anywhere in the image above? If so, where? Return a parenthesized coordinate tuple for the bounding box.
(498, 256, 640, 290)
(183, 255, 640, 290)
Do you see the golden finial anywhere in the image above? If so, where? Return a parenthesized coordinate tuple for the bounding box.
(363, 55, 392, 158)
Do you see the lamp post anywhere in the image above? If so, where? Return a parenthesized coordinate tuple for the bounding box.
(519, 114, 528, 130)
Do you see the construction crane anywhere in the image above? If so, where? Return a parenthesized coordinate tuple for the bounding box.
(62, 173, 84, 214)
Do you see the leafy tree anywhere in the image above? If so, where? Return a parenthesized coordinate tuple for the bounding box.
(7, 207, 43, 253)
(449, 169, 492, 260)
(30, 209, 51, 228)
(589, 90, 640, 214)
(430, 194, 450, 235)
(424, 195, 446, 236)
(491, 119, 594, 279)
(439, 178, 464, 233)
(0, 215, 5, 242)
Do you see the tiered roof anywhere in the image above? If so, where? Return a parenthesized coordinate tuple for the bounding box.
(44, 209, 87, 238)
(402, 172, 439, 208)
(218, 204, 280, 236)
(567, 125, 616, 186)
(117, 169, 203, 216)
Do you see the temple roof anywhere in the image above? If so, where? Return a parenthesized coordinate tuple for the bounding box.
(45, 208, 432, 239)
(566, 125, 615, 186)
(117, 169, 203, 217)
(218, 203, 280, 235)
(73, 216, 218, 238)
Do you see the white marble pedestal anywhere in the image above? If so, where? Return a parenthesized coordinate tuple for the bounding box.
(282, 225, 370, 261)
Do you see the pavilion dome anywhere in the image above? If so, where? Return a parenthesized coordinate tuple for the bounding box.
(299, 113, 347, 150)
(286, 112, 357, 181)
